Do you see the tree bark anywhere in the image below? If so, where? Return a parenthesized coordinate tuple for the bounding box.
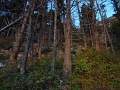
(38, 7, 46, 59)
(38, 27, 43, 58)
(10, 8, 30, 60)
(21, 0, 35, 74)
(63, 0, 72, 78)
(95, 30, 100, 52)
(77, 1, 87, 50)
(51, 0, 57, 74)
(30, 19, 37, 58)
(90, 0, 96, 47)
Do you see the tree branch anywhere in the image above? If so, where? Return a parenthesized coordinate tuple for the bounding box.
(0, 14, 25, 32)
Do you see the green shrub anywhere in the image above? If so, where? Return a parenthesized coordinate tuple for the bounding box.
(70, 48, 120, 89)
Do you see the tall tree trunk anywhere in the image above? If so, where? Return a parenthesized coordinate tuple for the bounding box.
(38, 26, 43, 58)
(10, 7, 30, 60)
(95, 0, 115, 54)
(38, 9, 46, 59)
(77, 1, 87, 50)
(63, 0, 72, 77)
(90, 0, 96, 47)
(51, 0, 57, 74)
(92, 9, 100, 52)
(21, 0, 35, 74)
(49, 0, 53, 45)
(30, 12, 40, 57)
(30, 19, 37, 58)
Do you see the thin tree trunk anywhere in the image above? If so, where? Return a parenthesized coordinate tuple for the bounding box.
(49, 0, 53, 45)
(43, 31, 45, 44)
(77, 2, 87, 50)
(63, 0, 72, 77)
(91, 0, 105, 52)
(30, 12, 40, 58)
(21, 0, 35, 74)
(10, 8, 30, 60)
(38, 28, 43, 58)
(30, 19, 37, 58)
(95, 30, 100, 52)
(104, 30, 108, 49)
(90, 0, 96, 47)
(38, 10, 46, 59)
(51, 0, 57, 74)
(105, 25, 115, 53)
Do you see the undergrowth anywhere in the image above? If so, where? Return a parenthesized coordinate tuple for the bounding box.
(69, 48, 120, 90)
(0, 48, 120, 90)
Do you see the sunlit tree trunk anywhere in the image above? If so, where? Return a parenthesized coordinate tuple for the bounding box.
(63, 0, 72, 77)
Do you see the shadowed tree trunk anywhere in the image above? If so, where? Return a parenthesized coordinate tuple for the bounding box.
(30, 18, 37, 58)
(51, 0, 57, 74)
(10, 6, 30, 61)
(20, 0, 35, 74)
(77, 1, 87, 50)
(37, 0, 48, 58)
(38, 4, 47, 58)
(89, 0, 96, 47)
(95, 30, 100, 52)
(49, 0, 53, 45)
(63, 0, 72, 78)
(38, 24, 43, 59)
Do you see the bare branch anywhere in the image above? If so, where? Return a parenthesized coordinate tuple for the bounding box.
(0, 14, 25, 33)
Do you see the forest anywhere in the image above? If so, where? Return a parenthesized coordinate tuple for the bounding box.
(0, 0, 120, 89)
